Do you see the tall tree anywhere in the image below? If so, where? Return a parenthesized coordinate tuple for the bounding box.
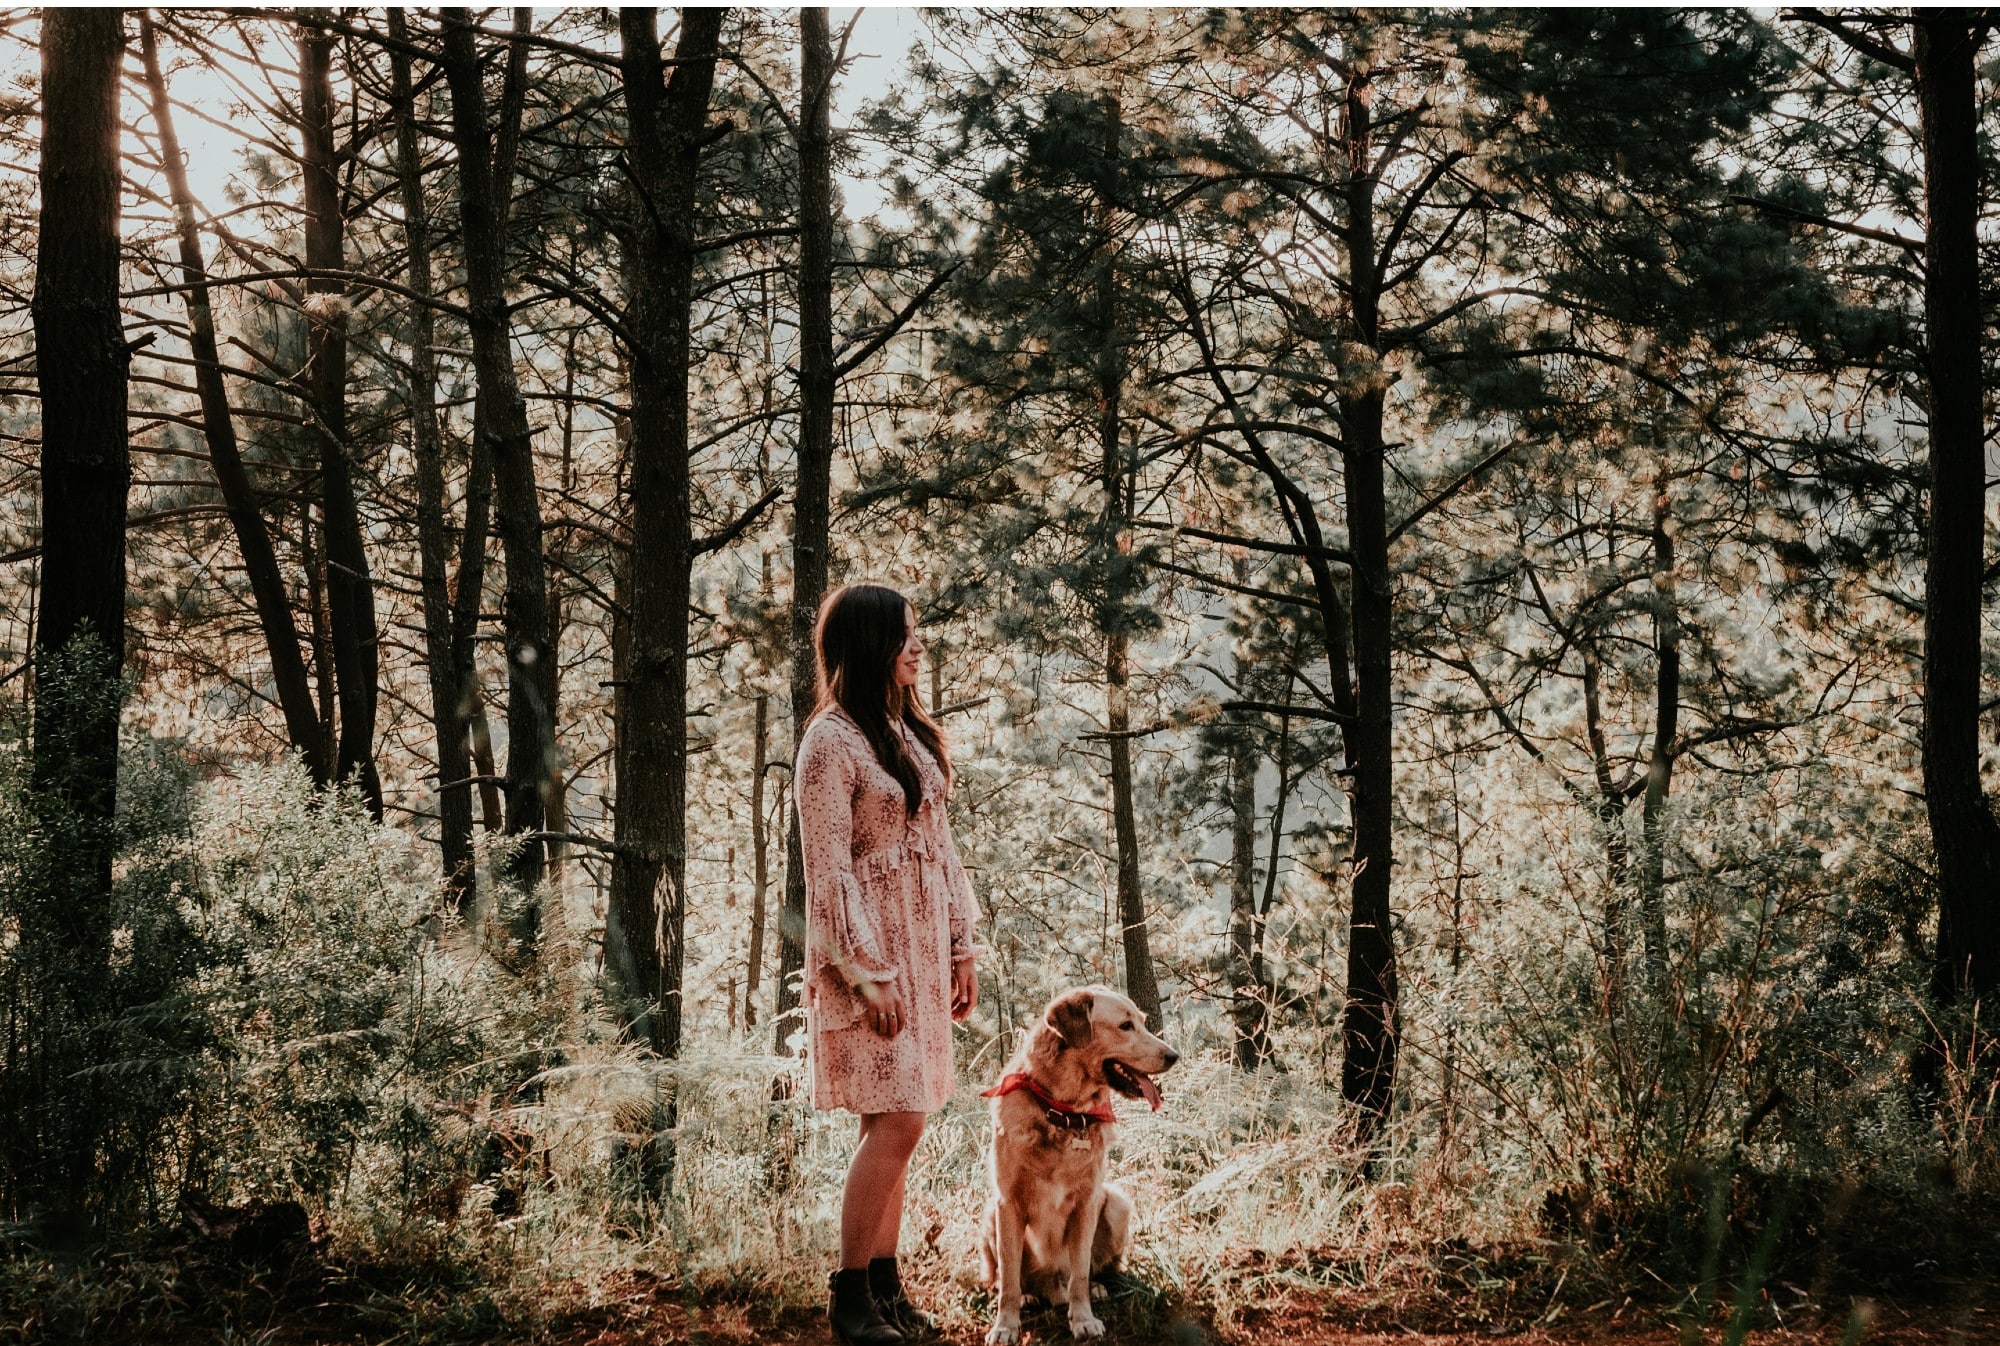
(1226, 697, 1271, 1068)
(1157, 7, 1792, 1128)
(1741, 8, 2000, 1022)
(32, 5, 128, 884)
(298, 24, 383, 814)
(387, 9, 480, 907)
(747, 651, 771, 1027)
(773, 5, 835, 1049)
(740, 495, 785, 1036)
(1330, 55, 1400, 1124)
(610, 5, 725, 1057)
(137, 14, 326, 785)
(1912, 14, 2000, 1009)
(880, 27, 1182, 1023)
(441, 8, 554, 905)
(1092, 95, 1161, 1022)
(27, 2, 129, 1208)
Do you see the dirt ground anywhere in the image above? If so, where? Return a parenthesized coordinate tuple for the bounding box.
(529, 1291, 2000, 1346)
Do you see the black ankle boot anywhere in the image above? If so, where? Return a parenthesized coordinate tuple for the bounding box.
(868, 1256, 935, 1336)
(829, 1267, 904, 1345)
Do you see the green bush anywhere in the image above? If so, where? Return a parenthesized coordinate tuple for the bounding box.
(3, 747, 577, 1239)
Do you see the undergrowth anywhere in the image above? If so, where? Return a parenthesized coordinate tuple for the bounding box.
(0, 758, 1995, 1342)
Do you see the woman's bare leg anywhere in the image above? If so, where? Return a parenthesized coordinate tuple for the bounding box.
(870, 1150, 911, 1260)
(841, 1111, 924, 1269)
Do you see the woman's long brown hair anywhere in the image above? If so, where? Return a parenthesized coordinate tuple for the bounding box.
(812, 582, 951, 815)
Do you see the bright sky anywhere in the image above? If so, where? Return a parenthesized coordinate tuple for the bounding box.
(834, 7, 927, 219)
(165, 8, 931, 226)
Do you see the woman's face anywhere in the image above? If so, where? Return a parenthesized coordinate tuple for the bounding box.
(893, 604, 923, 691)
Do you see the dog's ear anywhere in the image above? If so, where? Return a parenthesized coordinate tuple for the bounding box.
(1044, 990, 1094, 1050)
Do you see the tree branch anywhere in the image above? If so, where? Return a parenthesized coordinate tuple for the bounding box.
(1728, 193, 1923, 255)
(692, 484, 784, 555)
(834, 262, 963, 380)
(1078, 719, 1168, 742)
(1130, 516, 1351, 563)
(1784, 8, 1916, 72)
(1222, 699, 1353, 726)
(1139, 554, 1319, 611)
(1387, 437, 1527, 546)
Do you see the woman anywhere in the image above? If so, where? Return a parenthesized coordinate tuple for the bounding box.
(797, 582, 983, 1345)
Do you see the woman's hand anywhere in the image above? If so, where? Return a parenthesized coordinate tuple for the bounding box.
(858, 979, 907, 1038)
(951, 959, 978, 1021)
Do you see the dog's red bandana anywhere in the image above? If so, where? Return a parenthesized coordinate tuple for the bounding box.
(981, 1073, 1117, 1128)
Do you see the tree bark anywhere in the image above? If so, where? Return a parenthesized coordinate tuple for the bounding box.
(610, 6, 724, 1058)
(387, 9, 474, 906)
(1228, 713, 1267, 1069)
(1582, 639, 1634, 996)
(301, 509, 335, 769)
(1914, 14, 2000, 1010)
(442, 8, 554, 908)
(1226, 568, 1278, 1069)
(138, 15, 324, 784)
(1441, 766, 1468, 1151)
(1337, 70, 1401, 1132)
(1096, 95, 1160, 1023)
(546, 326, 583, 892)
(28, 3, 129, 1206)
(298, 25, 382, 816)
(774, 6, 835, 1051)
(1637, 490, 1679, 985)
(459, 407, 500, 838)
(32, 1, 129, 880)
(748, 682, 771, 1029)
(1105, 625, 1158, 1019)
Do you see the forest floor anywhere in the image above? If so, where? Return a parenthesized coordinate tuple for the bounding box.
(468, 1278, 1999, 1346)
(10, 1249, 1995, 1345)
(11, 1264, 1996, 1345)
(511, 1286, 1997, 1346)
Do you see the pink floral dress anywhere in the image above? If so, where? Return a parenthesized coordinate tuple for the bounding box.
(797, 706, 983, 1115)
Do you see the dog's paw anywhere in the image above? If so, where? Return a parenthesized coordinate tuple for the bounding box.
(1068, 1309, 1107, 1339)
(986, 1316, 1023, 1345)
(1090, 1280, 1108, 1301)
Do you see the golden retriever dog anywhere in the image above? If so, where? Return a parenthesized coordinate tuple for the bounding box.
(977, 986, 1178, 1343)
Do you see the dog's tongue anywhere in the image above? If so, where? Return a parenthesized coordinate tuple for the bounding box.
(1133, 1069, 1162, 1111)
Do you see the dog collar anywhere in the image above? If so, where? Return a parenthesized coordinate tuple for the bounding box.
(981, 1072, 1117, 1128)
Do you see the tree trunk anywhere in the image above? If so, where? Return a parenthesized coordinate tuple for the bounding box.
(1095, 95, 1160, 1023)
(1637, 490, 1679, 985)
(387, 9, 473, 906)
(1340, 395, 1399, 1127)
(1105, 628, 1158, 1020)
(610, 6, 724, 1058)
(774, 6, 835, 1051)
(748, 683, 770, 1029)
(1253, 690, 1298, 1064)
(1338, 71, 1400, 1132)
(1582, 640, 1634, 997)
(1226, 569, 1278, 1069)
(1228, 713, 1266, 1069)
(458, 406, 501, 839)
(301, 509, 336, 770)
(1441, 766, 1468, 1151)
(139, 15, 324, 784)
(441, 9, 553, 910)
(298, 26, 381, 816)
(28, 4, 129, 1208)
(1914, 14, 2000, 1011)
(546, 326, 583, 893)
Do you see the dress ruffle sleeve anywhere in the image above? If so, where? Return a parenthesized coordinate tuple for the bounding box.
(798, 720, 900, 992)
